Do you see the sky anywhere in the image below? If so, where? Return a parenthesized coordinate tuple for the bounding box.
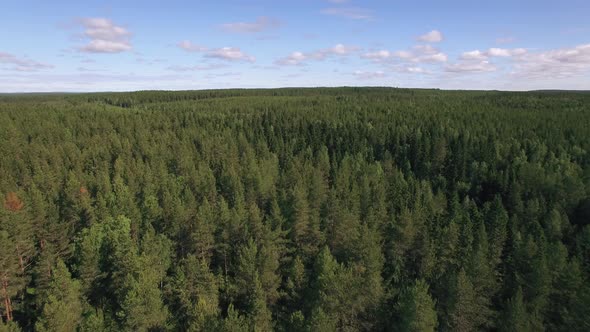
(1, 0, 589, 92)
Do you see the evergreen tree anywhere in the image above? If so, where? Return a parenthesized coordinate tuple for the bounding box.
(397, 279, 438, 332)
(447, 269, 487, 332)
(169, 255, 219, 331)
(35, 260, 83, 332)
(499, 287, 531, 332)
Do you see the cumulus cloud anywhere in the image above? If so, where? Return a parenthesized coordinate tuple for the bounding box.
(326, 43, 359, 55)
(411, 45, 448, 62)
(221, 16, 281, 33)
(460, 50, 488, 61)
(387, 65, 431, 74)
(81, 40, 131, 53)
(77, 17, 132, 53)
(401, 66, 428, 74)
(362, 44, 447, 64)
(176, 41, 255, 62)
(276, 44, 359, 65)
(353, 70, 386, 79)
(445, 60, 496, 73)
(488, 47, 526, 57)
(361, 50, 392, 61)
(0, 52, 53, 71)
(418, 30, 443, 43)
(276, 52, 308, 66)
(205, 47, 256, 62)
(320, 7, 373, 20)
(421, 52, 448, 62)
(460, 48, 527, 60)
(449, 47, 522, 73)
(511, 43, 590, 78)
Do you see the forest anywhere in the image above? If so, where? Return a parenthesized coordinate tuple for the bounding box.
(0, 87, 589, 331)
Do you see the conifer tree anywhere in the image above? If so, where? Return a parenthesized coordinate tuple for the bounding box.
(397, 279, 438, 332)
(35, 260, 83, 332)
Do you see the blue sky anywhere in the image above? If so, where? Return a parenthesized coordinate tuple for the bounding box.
(1, 0, 589, 92)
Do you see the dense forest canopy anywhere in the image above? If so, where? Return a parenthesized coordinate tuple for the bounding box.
(1, 88, 589, 331)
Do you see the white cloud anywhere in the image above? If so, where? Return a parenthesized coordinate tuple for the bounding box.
(82, 18, 129, 40)
(276, 44, 359, 65)
(221, 17, 280, 33)
(178, 40, 208, 52)
(393, 50, 413, 60)
(327, 43, 359, 55)
(205, 47, 256, 62)
(511, 43, 590, 78)
(361, 50, 392, 60)
(389, 65, 430, 74)
(420, 52, 448, 62)
(0, 52, 53, 71)
(362, 45, 447, 64)
(460, 48, 527, 61)
(488, 48, 516, 57)
(353, 70, 386, 79)
(445, 60, 496, 73)
(461, 50, 488, 60)
(511, 48, 527, 56)
(402, 66, 428, 74)
(80, 40, 132, 53)
(177, 41, 255, 62)
(275, 52, 307, 65)
(410, 45, 447, 62)
(320, 7, 373, 20)
(412, 44, 438, 55)
(418, 30, 443, 43)
(77, 17, 132, 53)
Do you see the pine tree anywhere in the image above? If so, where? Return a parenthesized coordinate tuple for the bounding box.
(0, 231, 19, 323)
(189, 198, 216, 262)
(1, 192, 34, 323)
(309, 307, 337, 332)
(220, 304, 249, 332)
(448, 269, 485, 332)
(485, 196, 508, 270)
(120, 227, 171, 330)
(169, 255, 219, 331)
(234, 239, 273, 330)
(290, 183, 322, 259)
(397, 279, 438, 332)
(35, 260, 83, 332)
(499, 287, 531, 332)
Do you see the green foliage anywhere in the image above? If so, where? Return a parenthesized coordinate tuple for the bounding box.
(35, 259, 83, 332)
(397, 279, 438, 332)
(447, 269, 487, 331)
(499, 287, 532, 332)
(1, 88, 589, 330)
(168, 255, 219, 331)
(0, 321, 21, 332)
